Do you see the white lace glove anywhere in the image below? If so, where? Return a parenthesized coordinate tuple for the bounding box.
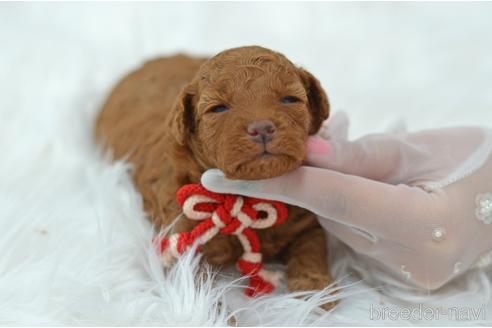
(201, 119, 492, 291)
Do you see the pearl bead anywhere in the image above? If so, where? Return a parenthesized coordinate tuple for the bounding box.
(432, 227, 446, 241)
(453, 262, 462, 274)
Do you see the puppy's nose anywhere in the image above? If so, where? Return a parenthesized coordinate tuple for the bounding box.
(247, 120, 276, 143)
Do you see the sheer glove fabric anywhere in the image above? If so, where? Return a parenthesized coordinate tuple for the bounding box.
(202, 122, 492, 291)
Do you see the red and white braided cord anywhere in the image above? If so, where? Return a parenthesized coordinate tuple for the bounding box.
(154, 183, 288, 297)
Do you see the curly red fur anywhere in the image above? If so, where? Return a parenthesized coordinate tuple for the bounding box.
(95, 46, 336, 310)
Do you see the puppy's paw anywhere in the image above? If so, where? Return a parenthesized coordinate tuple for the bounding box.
(200, 236, 240, 266)
(288, 272, 329, 291)
(202, 248, 236, 266)
(288, 273, 339, 311)
(319, 299, 338, 311)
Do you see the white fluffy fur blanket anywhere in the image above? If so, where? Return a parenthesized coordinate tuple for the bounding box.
(1, 3, 492, 326)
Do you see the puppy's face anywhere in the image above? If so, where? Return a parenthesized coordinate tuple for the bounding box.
(172, 46, 329, 180)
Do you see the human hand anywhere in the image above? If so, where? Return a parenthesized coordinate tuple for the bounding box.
(201, 122, 492, 290)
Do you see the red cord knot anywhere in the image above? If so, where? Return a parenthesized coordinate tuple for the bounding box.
(153, 183, 288, 296)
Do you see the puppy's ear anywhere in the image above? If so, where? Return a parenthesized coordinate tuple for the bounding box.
(298, 68, 330, 135)
(171, 84, 196, 145)
(169, 83, 204, 184)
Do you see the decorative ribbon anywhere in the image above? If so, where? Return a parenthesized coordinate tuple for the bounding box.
(154, 183, 288, 296)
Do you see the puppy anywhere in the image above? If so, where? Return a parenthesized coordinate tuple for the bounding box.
(95, 46, 336, 309)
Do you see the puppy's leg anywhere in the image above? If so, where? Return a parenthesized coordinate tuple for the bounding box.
(285, 226, 338, 310)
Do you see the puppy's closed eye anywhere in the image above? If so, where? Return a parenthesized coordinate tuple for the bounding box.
(209, 104, 229, 113)
(281, 96, 301, 104)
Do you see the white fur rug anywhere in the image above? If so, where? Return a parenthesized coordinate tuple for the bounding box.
(1, 2, 492, 326)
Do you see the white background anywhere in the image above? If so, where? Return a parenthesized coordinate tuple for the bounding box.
(2, 2, 491, 137)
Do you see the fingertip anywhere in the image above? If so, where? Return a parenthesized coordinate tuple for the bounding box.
(307, 136, 331, 154)
(305, 137, 334, 166)
(201, 169, 257, 195)
(200, 169, 226, 192)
